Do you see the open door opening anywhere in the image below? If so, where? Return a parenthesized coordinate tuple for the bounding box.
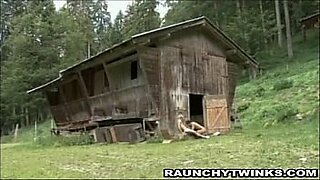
(189, 94, 204, 126)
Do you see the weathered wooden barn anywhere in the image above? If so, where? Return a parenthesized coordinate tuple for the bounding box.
(300, 11, 320, 41)
(27, 16, 259, 143)
(300, 11, 320, 29)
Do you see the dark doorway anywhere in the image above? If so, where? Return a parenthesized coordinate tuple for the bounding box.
(131, 61, 138, 80)
(189, 94, 204, 126)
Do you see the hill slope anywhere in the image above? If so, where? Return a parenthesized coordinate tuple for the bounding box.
(236, 29, 319, 127)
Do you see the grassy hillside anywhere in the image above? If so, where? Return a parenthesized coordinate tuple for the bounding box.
(1, 30, 319, 178)
(236, 29, 319, 127)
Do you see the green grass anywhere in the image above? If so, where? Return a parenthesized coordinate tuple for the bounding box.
(1, 121, 319, 178)
(1, 120, 53, 144)
(1, 29, 319, 178)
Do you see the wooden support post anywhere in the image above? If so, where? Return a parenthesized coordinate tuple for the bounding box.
(102, 62, 113, 90)
(58, 85, 72, 121)
(77, 72, 92, 117)
(109, 127, 117, 143)
(142, 119, 146, 132)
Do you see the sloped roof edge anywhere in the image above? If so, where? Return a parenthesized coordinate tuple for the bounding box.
(27, 76, 61, 94)
(299, 11, 320, 22)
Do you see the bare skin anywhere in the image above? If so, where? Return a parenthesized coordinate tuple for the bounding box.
(189, 121, 207, 134)
(177, 114, 209, 139)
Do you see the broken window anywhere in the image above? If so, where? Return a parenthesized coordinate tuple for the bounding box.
(131, 61, 138, 80)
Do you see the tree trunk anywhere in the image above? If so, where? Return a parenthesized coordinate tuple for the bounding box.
(213, 1, 219, 27)
(283, 0, 293, 59)
(25, 107, 29, 126)
(275, 0, 283, 48)
(242, 0, 246, 10)
(259, 0, 267, 46)
(236, 0, 241, 14)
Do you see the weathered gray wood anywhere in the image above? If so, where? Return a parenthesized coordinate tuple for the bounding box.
(77, 72, 92, 117)
(34, 20, 251, 139)
(106, 54, 138, 68)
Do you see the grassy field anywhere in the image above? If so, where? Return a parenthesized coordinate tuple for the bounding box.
(1, 30, 319, 178)
(1, 121, 319, 178)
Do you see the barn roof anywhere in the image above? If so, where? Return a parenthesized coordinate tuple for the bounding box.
(27, 16, 259, 94)
(299, 11, 320, 23)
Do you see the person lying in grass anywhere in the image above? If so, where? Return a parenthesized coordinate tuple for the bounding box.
(177, 113, 210, 139)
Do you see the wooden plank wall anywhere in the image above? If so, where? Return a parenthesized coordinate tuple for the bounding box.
(50, 54, 152, 129)
(48, 28, 241, 132)
(227, 61, 240, 109)
(158, 29, 234, 136)
(105, 59, 145, 91)
(157, 46, 186, 134)
(138, 47, 161, 116)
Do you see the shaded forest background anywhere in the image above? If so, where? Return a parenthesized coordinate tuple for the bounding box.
(0, 0, 319, 135)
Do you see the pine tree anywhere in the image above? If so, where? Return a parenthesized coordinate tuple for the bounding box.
(275, 0, 283, 48)
(122, 0, 161, 38)
(283, 0, 293, 59)
(108, 10, 124, 46)
(2, 0, 60, 128)
(91, 0, 111, 52)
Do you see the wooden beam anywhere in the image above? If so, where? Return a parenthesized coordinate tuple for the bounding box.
(225, 49, 237, 56)
(77, 72, 92, 116)
(132, 38, 151, 45)
(102, 62, 113, 90)
(60, 73, 78, 85)
(77, 72, 89, 97)
(109, 127, 117, 143)
(57, 85, 72, 122)
(105, 54, 138, 68)
(62, 44, 136, 76)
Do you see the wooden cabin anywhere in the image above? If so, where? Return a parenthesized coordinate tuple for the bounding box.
(300, 11, 320, 29)
(27, 17, 259, 143)
(300, 12, 320, 41)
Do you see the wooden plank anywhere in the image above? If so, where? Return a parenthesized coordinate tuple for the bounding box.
(204, 95, 230, 134)
(103, 62, 114, 91)
(77, 73, 92, 117)
(57, 85, 72, 122)
(203, 55, 210, 93)
(106, 54, 138, 68)
(109, 127, 117, 142)
(181, 49, 189, 89)
(198, 51, 204, 93)
(190, 51, 196, 92)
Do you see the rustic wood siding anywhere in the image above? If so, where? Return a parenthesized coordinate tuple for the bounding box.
(227, 61, 240, 109)
(47, 27, 242, 133)
(158, 28, 236, 136)
(138, 47, 161, 115)
(106, 58, 145, 91)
